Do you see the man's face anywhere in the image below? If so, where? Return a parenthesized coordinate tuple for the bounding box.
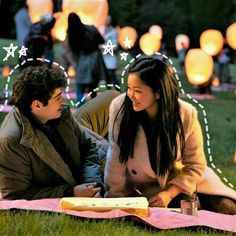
(32, 88, 65, 124)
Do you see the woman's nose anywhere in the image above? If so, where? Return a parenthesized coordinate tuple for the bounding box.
(128, 90, 134, 99)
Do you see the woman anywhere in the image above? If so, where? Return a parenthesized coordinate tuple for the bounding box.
(60, 13, 107, 103)
(104, 57, 236, 214)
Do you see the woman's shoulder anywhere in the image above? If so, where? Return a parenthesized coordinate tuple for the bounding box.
(178, 98, 198, 122)
(178, 98, 197, 112)
(110, 93, 126, 109)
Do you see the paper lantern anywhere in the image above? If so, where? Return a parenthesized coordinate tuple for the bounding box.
(27, 0, 53, 23)
(226, 22, 236, 49)
(185, 49, 214, 85)
(118, 26, 137, 49)
(175, 34, 190, 51)
(67, 66, 76, 78)
(200, 29, 224, 56)
(212, 76, 220, 87)
(62, 0, 108, 28)
(139, 33, 161, 56)
(1, 65, 10, 77)
(51, 12, 67, 41)
(149, 25, 163, 40)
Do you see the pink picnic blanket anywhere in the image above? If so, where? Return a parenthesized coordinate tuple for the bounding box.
(0, 198, 235, 232)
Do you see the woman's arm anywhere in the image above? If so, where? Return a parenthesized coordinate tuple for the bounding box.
(104, 95, 127, 197)
(169, 105, 207, 196)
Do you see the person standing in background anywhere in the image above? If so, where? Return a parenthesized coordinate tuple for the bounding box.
(217, 44, 231, 84)
(177, 42, 186, 73)
(102, 15, 119, 86)
(61, 13, 107, 104)
(19, 13, 56, 68)
(14, 1, 31, 46)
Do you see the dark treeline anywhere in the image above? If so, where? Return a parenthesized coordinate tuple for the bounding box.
(109, 0, 236, 54)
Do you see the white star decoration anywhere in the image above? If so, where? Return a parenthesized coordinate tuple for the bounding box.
(18, 45, 28, 58)
(102, 39, 116, 56)
(3, 43, 18, 61)
(120, 52, 129, 61)
(124, 37, 131, 49)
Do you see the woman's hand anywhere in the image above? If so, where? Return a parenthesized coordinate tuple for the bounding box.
(148, 185, 183, 207)
(73, 183, 101, 197)
(148, 191, 172, 207)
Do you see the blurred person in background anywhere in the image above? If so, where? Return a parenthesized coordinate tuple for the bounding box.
(60, 13, 107, 104)
(102, 15, 119, 87)
(20, 13, 55, 68)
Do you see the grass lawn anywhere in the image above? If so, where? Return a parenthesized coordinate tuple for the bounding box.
(0, 211, 233, 236)
(0, 38, 235, 235)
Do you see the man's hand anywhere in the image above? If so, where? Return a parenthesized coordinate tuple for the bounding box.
(148, 191, 172, 207)
(73, 183, 101, 197)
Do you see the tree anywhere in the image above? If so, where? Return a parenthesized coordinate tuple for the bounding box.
(176, 0, 235, 47)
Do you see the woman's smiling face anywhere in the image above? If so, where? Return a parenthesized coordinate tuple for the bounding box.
(127, 72, 158, 116)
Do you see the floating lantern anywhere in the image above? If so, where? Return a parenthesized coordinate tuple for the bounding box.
(118, 26, 137, 49)
(139, 33, 161, 56)
(226, 22, 236, 49)
(212, 76, 220, 87)
(185, 49, 214, 85)
(27, 0, 53, 23)
(67, 66, 76, 78)
(200, 29, 224, 56)
(175, 34, 190, 51)
(149, 25, 163, 40)
(62, 0, 108, 28)
(51, 12, 67, 41)
(1, 65, 10, 77)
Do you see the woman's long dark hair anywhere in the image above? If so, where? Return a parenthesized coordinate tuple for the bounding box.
(114, 57, 185, 176)
(67, 13, 84, 56)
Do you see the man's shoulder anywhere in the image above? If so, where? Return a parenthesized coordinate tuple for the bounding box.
(0, 109, 22, 141)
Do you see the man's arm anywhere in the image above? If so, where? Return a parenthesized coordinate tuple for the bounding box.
(69, 109, 108, 187)
(0, 138, 74, 200)
(0, 138, 102, 199)
(77, 124, 107, 187)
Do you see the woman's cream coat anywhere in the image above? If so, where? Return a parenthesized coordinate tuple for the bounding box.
(105, 93, 236, 200)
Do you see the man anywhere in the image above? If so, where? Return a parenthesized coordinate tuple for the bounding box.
(0, 66, 110, 200)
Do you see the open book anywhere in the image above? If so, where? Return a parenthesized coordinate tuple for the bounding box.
(59, 197, 149, 216)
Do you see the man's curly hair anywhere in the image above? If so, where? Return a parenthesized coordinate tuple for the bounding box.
(12, 66, 66, 115)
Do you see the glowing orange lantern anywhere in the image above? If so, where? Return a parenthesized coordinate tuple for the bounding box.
(67, 66, 76, 78)
(62, 0, 108, 28)
(175, 34, 190, 51)
(149, 25, 163, 40)
(2, 65, 10, 77)
(200, 29, 224, 56)
(118, 26, 137, 49)
(226, 22, 236, 49)
(212, 76, 220, 87)
(27, 0, 53, 23)
(51, 12, 67, 41)
(185, 49, 214, 85)
(139, 33, 161, 56)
